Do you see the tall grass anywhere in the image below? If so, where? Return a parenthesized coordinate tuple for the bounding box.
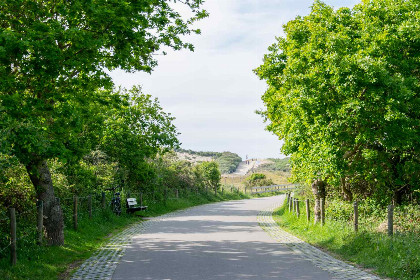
(273, 201, 420, 280)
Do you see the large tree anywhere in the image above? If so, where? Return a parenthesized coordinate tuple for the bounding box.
(0, 0, 207, 245)
(100, 86, 180, 189)
(255, 0, 419, 212)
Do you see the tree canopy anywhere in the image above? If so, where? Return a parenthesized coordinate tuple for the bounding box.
(0, 0, 207, 165)
(0, 0, 207, 244)
(255, 0, 419, 204)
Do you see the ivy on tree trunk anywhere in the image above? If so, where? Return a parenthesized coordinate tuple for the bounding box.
(26, 160, 64, 245)
(311, 179, 326, 224)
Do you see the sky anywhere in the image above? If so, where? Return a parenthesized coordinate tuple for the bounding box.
(111, 0, 359, 160)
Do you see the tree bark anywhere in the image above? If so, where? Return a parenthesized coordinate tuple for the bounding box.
(26, 160, 64, 246)
(311, 179, 326, 224)
(341, 177, 353, 201)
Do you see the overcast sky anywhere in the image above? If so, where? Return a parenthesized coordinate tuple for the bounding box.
(111, 0, 359, 160)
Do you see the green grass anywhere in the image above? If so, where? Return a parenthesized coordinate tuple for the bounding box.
(273, 201, 420, 280)
(0, 189, 249, 280)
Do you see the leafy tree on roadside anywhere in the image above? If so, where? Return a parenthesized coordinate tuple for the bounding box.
(100, 86, 180, 189)
(255, 0, 419, 220)
(199, 161, 221, 193)
(0, 0, 207, 245)
(244, 173, 274, 188)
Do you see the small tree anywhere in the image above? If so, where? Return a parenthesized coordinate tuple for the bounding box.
(244, 173, 274, 188)
(199, 162, 221, 193)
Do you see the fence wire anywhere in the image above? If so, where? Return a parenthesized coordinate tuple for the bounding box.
(0, 186, 238, 262)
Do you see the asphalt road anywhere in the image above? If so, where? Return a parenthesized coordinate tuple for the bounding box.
(112, 195, 333, 280)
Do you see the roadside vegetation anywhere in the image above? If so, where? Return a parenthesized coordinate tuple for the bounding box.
(273, 198, 420, 280)
(223, 170, 291, 193)
(244, 173, 274, 188)
(0, 151, 248, 280)
(255, 0, 420, 211)
(256, 1, 419, 279)
(0, 188, 248, 280)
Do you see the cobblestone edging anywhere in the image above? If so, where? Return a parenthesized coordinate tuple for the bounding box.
(257, 202, 382, 280)
(71, 209, 189, 280)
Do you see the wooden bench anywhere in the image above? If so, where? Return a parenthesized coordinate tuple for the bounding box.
(126, 198, 148, 214)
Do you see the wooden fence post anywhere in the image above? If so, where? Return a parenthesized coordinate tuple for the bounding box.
(388, 204, 394, 236)
(306, 199, 310, 223)
(37, 200, 43, 245)
(354, 201, 358, 232)
(176, 189, 179, 199)
(289, 197, 292, 212)
(296, 199, 300, 218)
(73, 196, 78, 230)
(88, 195, 92, 219)
(214, 187, 217, 196)
(10, 208, 17, 266)
(140, 192, 143, 207)
(292, 198, 295, 213)
(101, 191, 106, 209)
(320, 198, 325, 226)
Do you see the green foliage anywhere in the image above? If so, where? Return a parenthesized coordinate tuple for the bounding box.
(244, 173, 274, 187)
(273, 200, 420, 280)
(198, 161, 221, 190)
(215, 152, 242, 174)
(325, 198, 420, 234)
(394, 205, 420, 234)
(176, 148, 221, 158)
(176, 149, 242, 174)
(255, 0, 420, 202)
(0, 0, 207, 197)
(248, 173, 266, 181)
(0, 155, 35, 214)
(100, 86, 180, 189)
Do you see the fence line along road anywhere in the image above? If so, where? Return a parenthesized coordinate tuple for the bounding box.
(251, 184, 297, 194)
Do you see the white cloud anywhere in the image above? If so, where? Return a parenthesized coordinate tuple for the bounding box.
(111, 0, 360, 159)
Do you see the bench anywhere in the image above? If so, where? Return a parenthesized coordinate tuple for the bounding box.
(126, 198, 148, 214)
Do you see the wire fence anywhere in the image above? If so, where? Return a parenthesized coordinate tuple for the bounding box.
(284, 192, 420, 236)
(0, 184, 244, 265)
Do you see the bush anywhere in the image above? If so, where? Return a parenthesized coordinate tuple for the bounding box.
(244, 173, 274, 187)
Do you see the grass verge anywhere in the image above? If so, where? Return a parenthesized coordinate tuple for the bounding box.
(272, 201, 420, 280)
(0, 190, 248, 280)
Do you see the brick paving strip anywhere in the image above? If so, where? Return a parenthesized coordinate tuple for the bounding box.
(71, 210, 188, 280)
(258, 201, 383, 280)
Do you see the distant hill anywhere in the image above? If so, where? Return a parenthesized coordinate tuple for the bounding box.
(255, 157, 291, 173)
(176, 149, 242, 174)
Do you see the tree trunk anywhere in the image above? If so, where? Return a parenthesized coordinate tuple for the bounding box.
(311, 179, 326, 224)
(26, 160, 64, 246)
(341, 177, 353, 201)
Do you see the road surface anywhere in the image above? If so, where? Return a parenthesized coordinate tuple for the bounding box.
(112, 195, 332, 280)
